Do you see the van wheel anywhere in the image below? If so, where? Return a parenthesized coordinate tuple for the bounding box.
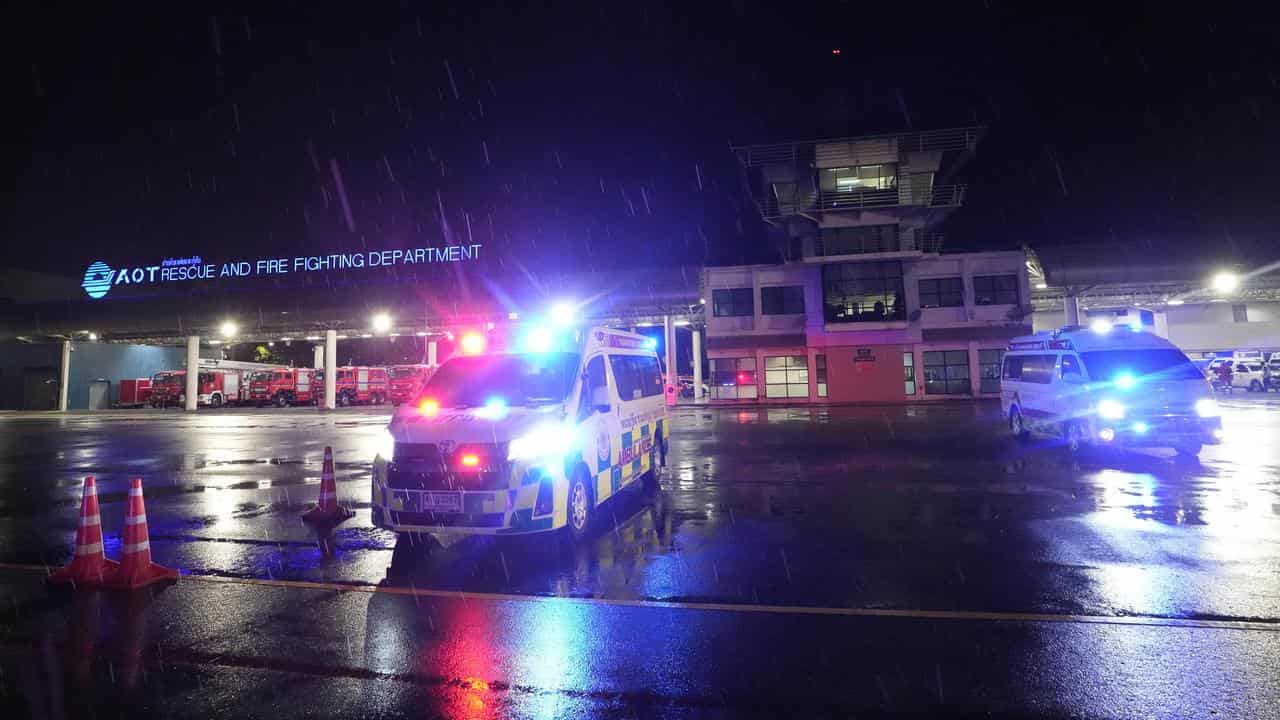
(1064, 421, 1086, 454)
(1010, 408, 1030, 444)
(565, 467, 593, 542)
(1249, 380, 1263, 392)
(642, 447, 661, 493)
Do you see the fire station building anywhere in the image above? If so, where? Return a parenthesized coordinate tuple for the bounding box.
(707, 127, 1032, 404)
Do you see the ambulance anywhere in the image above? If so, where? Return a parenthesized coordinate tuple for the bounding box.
(372, 325, 668, 540)
(1001, 320, 1224, 457)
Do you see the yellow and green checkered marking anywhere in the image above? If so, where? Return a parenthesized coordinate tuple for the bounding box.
(594, 418, 663, 503)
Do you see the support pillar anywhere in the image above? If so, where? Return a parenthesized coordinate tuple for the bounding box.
(427, 340, 438, 367)
(324, 330, 337, 410)
(185, 336, 199, 412)
(691, 329, 703, 403)
(663, 316, 677, 406)
(58, 340, 71, 412)
(1064, 294, 1080, 326)
(313, 345, 324, 369)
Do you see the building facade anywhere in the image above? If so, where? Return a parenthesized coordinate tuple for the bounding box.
(706, 128, 1030, 404)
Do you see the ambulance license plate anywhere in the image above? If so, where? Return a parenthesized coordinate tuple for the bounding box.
(422, 492, 461, 513)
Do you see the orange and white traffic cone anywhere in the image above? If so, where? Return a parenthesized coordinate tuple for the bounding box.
(302, 446, 354, 524)
(49, 476, 119, 587)
(103, 478, 179, 589)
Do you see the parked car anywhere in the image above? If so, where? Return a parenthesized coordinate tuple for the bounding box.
(1230, 362, 1268, 392)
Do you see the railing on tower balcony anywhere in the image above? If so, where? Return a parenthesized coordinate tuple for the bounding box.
(758, 182, 967, 220)
(732, 126, 983, 168)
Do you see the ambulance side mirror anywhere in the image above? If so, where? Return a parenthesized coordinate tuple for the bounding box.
(590, 385, 611, 414)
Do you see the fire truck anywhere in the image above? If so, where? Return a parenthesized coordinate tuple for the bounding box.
(387, 364, 434, 406)
(148, 369, 241, 408)
(248, 367, 319, 407)
(315, 366, 390, 406)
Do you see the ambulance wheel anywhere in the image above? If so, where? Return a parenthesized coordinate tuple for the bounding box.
(1064, 421, 1086, 455)
(1010, 408, 1030, 444)
(1249, 380, 1263, 392)
(565, 467, 593, 542)
(642, 451, 660, 494)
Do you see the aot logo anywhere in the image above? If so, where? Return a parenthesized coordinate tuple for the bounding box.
(81, 261, 115, 299)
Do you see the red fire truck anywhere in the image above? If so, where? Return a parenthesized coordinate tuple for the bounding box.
(117, 378, 153, 408)
(387, 364, 434, 406)
(149, 372, 182, 407)
(315, 366, 390, 406)
(248, 367, 319, 407)
(148, 369, 241, 408)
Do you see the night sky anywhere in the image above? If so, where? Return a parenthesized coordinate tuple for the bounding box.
(5, 3, 1278, 279)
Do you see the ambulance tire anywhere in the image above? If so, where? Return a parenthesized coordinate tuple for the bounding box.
(642, 449, 661, 494)
(565, 467, 594, 543)
(1064, 421, 1087, 455)
(1010, 407, 1030, 444)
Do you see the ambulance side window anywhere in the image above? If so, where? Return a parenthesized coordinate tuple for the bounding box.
(578, 356, 607, 422)
(1060, 355, 1082, 379)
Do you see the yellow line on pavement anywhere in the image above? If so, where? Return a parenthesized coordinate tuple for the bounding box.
(3, 561, 1277, 632)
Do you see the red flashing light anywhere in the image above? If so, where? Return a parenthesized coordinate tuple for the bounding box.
(460, 453, 480, 468)
(831, 49, 841, 55)
(737, 372, 750, 385)
(418, 398, 440, 417)
(460, 332, 486, 355)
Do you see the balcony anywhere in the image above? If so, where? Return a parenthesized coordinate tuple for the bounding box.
(757, 181, 967, 221)
(733, 127, 983, 168)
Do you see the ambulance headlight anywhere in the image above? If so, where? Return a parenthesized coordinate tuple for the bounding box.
(1195, 398, 1220, 418)
(508, 423, 578, 461)
(1097, 399, 1126, 420)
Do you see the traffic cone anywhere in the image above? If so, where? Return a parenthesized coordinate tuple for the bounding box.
(103, 478, 179, 589)
(302, 446, 353, 524)
(48, 476, 119, 586)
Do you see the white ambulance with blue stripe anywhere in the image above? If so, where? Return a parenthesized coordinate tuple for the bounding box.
(373, 325, 668, 540)
(1001, 321, 1224, 457)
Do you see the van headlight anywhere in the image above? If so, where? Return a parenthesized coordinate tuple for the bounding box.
(507, 423, 578, 461)
(1097, 399, 1126, 420)
(1195, 398, 1220, 418)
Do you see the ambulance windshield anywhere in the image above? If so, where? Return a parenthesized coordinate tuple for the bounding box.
(419, 352, 580, 408)
(1080, 349, 1203, 382)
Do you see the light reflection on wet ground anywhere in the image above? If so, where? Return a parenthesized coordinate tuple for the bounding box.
(0, 396, 1277, 620)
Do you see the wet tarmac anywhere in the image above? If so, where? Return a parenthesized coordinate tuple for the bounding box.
(0, 397, 1277, 717)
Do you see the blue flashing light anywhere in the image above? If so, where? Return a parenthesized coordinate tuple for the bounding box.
(549, 301, 576, 327)
(643, 337, 658, 350)
(524, 326, 554, 353)
(477, 396, 509, 420)
(1115, 373, 1137, 390)
(1132, 421, 1149, 434)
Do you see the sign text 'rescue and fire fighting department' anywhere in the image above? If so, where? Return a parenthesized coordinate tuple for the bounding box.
(80, 245, 481, 300)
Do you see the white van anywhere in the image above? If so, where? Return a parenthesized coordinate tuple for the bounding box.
(1001, 324, 1224, 456)
(372, 326, 668, 540)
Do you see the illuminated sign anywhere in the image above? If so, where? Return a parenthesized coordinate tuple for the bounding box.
(81, 244, 482, 300)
